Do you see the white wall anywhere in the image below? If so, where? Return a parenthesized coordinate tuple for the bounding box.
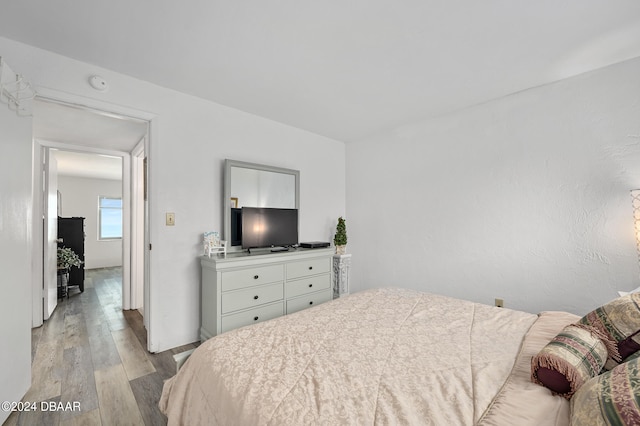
(0, 37, 346, 352)
(347, 57, 640, 316)
(57, 175, 123, 269)
(0, 95, 32, 423)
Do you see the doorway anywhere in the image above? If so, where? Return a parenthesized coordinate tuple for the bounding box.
(52, 149, 124, 301)
(31, 96, 153, 349)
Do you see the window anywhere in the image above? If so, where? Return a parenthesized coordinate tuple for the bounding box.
(99, 196, 122, 240)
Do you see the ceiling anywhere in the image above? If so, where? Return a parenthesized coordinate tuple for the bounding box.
(32, 99, 146, 180)
(52, 150, 123, 181)
(3, 1, 640, 142)
(33, 100, 148, 152)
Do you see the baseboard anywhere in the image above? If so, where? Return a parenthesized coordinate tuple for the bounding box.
(173, 348, 196, 374)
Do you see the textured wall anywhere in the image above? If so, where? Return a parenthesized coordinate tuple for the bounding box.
(347, 57, 640, 315)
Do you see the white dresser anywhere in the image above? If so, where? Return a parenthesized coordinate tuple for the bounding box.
(200, 247, 334, 340)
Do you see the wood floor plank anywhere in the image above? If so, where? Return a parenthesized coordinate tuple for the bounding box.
(101, 300, 123, 315)
(62, 294, 84, 316)
(63, 313, 88, 350)
(65, 408, 102, 425)
(129, 373, 168, 426)
(60, 345, 99, 421)
(82, 315, 106, 333)
(39, 307, 66, 344)
(144, 343, 200, 381)
(84, 316, 111, 336)
(94, 364, 144, 426)
(123, 310, 199, 380)
(3, 410, 18, 426)
(79, 287, 100, 304)
(31, 326, 43, 363)
(146, 350, 178, 381)
(16, 396, 61, 426)
(87, 326, 122, 372)
(24, 339, 64, 402)
(82, 307, 104, 323)
(170, 342, 200, 354)
(105, 315, 129, 332)
(80, 296, 95, 308)
(123, 310, 147, 348)
(111, 328, 155, 381)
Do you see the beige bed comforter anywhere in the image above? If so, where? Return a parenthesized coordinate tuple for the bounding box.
(160, 288, 573, 425)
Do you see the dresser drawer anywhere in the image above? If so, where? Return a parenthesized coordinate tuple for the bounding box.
(286, 290, 332, 315)
(221, 265, 284, 291)
(221, 302, 284, 333)
(287, 257, 331, 280)
(221, 282, 283, 314)
(286, 274, 331, 299)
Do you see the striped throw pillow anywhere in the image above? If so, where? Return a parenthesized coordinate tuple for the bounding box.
(531, 324, 608, 398)
(570, 354, 640, 425)
(579, 293, 640, 370)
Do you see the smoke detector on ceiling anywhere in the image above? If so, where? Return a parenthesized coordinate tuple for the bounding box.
(89, 75, 109, 92)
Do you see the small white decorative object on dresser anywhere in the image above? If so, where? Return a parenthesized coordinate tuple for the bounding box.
(200, 247, 334, 341)
(203, 231, 226, 257)
(333, 253, 351, 298)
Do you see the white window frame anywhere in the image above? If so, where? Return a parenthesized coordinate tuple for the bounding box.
(98, 196, 123, 240)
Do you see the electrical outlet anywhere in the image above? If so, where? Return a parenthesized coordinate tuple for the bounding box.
(495, 298, 504, 308)
(166, 212, 175, 226)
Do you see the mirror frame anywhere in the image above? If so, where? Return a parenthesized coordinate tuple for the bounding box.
(224, 159, 300, 251)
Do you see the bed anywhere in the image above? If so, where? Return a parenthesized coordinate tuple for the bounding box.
(159, 287, 579, 425)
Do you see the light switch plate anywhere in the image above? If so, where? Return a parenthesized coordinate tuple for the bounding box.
(166, 212, 175, 226)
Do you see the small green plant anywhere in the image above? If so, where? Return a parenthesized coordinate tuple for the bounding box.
(57, 247, 82, 270)
(333, 216, 347, 247)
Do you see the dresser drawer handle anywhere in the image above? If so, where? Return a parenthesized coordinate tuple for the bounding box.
(254, 316, 259, 321)
(308, 266, 313, 270)
(253, 275, 259, 280)
(309, 301, 314, 305)
(308, 284, 313, 288)
(253, 295, 259, 300)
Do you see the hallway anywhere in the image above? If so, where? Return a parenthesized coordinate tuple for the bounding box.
(5, 268, 197, 425)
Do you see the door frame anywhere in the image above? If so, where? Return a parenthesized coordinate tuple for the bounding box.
(42, 147, 58, 320)
(31, 89, 156, 350)
(34, 140, 131, 309)
(130, 138, 146, 315)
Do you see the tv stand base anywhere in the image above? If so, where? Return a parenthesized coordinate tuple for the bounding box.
(270, 247, 290, 252)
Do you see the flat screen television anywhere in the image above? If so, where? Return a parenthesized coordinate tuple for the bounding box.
(241, 207, 298, 250)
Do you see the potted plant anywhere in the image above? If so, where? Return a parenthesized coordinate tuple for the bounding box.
(58, 246, 82, 271)
(333, 216, 347, 255)
(57, 247, 82, 296)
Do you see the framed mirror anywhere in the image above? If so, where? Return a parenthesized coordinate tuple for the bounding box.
(224, 159, 300, 251)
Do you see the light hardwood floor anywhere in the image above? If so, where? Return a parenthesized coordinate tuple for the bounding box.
(4, 267, 198, 426)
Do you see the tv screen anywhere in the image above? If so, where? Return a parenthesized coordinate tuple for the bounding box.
(241, 207, 298, 249)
